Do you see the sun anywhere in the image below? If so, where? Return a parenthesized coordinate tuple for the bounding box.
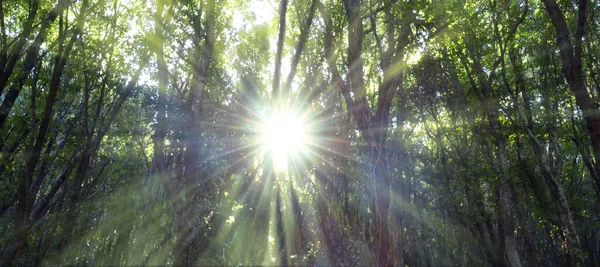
(260, 110, 310, 170)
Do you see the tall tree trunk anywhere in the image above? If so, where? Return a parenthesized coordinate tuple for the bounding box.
(284, 0, 316, 96)
(275, 184, 288, 265)
(176, 0, 216, 264)
(56, 53, 147, 261)
(464, 39, 523, 266)
(0, 0, 39, 95)
(485, 81, 522, 267)
(314, 170, 351, 266)
(541, 0, 600, 200)
(16, 1, 87, 263)
(272, 0, 288, 100)
(511, 48, 585, 265)
(152, 0, 168, 177)
(341, 0, 399, 265)
(244, 155, 273, 265)
(0, 0, 69, 129)
(289, 181, 308, 260)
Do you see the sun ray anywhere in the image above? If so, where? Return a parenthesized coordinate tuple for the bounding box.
(259, 108, 312, 171)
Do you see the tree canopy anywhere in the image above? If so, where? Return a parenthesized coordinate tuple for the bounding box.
(1, 0, 600, 266)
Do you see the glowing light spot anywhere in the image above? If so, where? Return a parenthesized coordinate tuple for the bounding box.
(260, 110, 309, 170)
(406, 50, 423, 65)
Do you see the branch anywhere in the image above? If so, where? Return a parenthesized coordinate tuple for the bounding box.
(273, 0, 288, 100)
(574, 0, 587, 66)
(284, 0, 316, 94)
(361, 0, 398, 20)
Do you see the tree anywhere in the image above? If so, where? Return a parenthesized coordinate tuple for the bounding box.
(1, 0, 600, 265)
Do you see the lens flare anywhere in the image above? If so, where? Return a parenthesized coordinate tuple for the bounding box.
(260, 110, 309, 170)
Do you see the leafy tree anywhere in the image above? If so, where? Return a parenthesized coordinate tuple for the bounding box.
(1, 0, 600, 266)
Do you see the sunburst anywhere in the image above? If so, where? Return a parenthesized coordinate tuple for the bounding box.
(259, 109, 311, 170)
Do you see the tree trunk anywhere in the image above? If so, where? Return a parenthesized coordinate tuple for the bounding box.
(176, 0, 216, 264)
(314, 170, 351, 266)
(336, 1, 401, 265)
(506, 45, 585, 265)
(541, 0, 600, 201)
(0, 0, 69, 129)
(272, 0, 288, 100)
(56, 52, 147, 261)
(275, 185, 288, 265)
(152, 0, 168, 177)
(464, 36, 523, 266)
(496, 138, 523, 267)
(16, 1, 86, 263)
(0, 0, 39, 95)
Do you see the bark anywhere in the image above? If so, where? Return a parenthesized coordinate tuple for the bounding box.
(344, 1, 400, 265)
(322, 0, 402, 265)
(511, 49, 584, 265)
(244, 155, 273, 265)
(0, 0, 69, 129)
(15, 1, 84, 263)
(273, 0, 288, 100)
(541, 0, 600, 201)
(55, 54, 148, 260)
(523, 119, 584, 266)
(495, 132, 523, 267)
(28, 67, 73, 221)
(0, 0, 39, 95)
(176, 0, 216, 264)
(32, 152, 77, 222)
(314, 170, 351, 266)
(463, 32, 523, 266)
(275, 185, 288, 266)
(0, 0, 6, 59)
(289, 181, 308, 259)
(152, 0, 168, 176)
(464, 177, 499, 265)
(0, 125, 30, 181)
(284, 0, 316, 94)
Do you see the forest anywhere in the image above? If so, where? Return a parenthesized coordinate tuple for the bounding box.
(0, 0, 600, 266)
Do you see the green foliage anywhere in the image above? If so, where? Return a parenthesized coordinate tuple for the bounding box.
(1, 0, 600, 265)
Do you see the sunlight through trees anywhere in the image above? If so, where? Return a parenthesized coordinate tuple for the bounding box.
(1, 0, 600, 266)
